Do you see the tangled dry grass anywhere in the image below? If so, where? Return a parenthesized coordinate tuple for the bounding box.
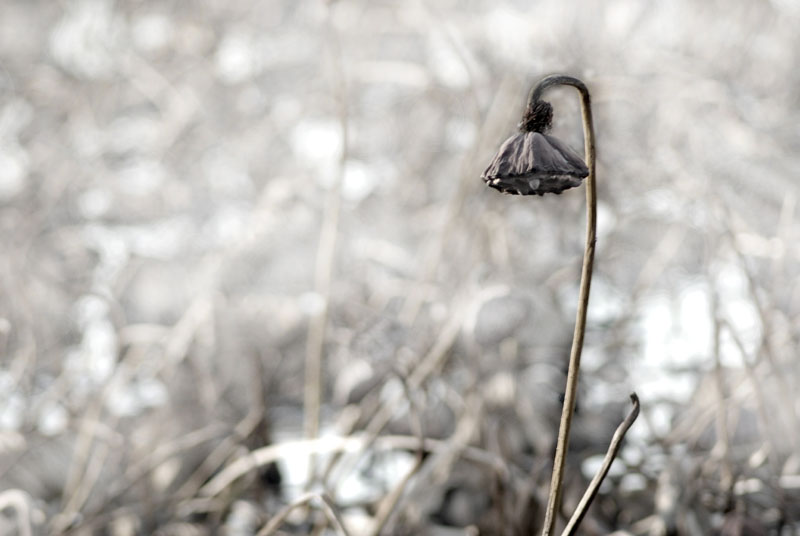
(1, 0, 799, 534)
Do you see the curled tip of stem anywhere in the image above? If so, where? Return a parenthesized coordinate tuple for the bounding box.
(561, 392, 641, 536)
(528, 75, 590, 110)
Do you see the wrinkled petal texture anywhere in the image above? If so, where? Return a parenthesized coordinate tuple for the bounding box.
(482, 132, 589, 195)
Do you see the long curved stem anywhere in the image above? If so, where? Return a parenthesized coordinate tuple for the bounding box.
(533, 75, 597, 536)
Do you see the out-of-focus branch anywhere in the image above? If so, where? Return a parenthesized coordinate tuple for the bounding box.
(0, 490, 33, 536)
(198, 432, 522, 499)
(256, 492, 349, 536)
(708, 281, 733, 493)
(303, 2, 349, 483)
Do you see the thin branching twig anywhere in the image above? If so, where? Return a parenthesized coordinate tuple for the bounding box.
(561, 393, 640, 536)
(366, 368, 427, 536)
(256, 492, 350, 536)
(199, 432, 522, 499)
(320, 310, 463, 489)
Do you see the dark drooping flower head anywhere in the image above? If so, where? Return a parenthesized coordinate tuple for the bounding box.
(482, 100, 589, 196)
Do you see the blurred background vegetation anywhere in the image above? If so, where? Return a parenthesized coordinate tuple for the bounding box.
(1, 0, 799, 534)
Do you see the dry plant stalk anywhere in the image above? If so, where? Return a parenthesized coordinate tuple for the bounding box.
(562, 394, 640, 535)
(530, 75, 597, 536)
(482, 74, 639, 535)
(303, 3, 348, 483)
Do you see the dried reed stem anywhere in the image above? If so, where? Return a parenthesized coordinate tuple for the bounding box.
(530, 75, 597, 536)
(303, 5, 348, 482)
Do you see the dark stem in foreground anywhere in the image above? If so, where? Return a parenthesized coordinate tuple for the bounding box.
(531, 75, 597, 536)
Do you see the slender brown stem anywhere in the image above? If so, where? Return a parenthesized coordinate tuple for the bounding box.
(533, 75, 597, 536)
(303, 4, 348, 484)
(561, 394, 640, 536)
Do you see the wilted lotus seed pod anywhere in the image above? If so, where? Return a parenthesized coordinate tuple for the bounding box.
(481, 100, 589, 196)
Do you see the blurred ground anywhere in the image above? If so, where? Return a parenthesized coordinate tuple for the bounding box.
(1, 0, 799, 534)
